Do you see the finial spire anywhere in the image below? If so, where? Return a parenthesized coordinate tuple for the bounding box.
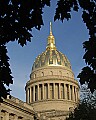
(50, 22, 52, 35)
(46, 22, 56, 50)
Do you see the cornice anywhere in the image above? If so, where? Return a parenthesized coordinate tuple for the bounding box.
(30, 99, 77, 105)
(1, 97, 35, 115)
(36, 109, 70, 118)
(26, 76, 79, 88)
(32, 65, 73, 74)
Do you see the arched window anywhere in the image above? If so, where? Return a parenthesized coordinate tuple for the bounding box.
(34, 74, 36, 78)
(49, 59, 53, 64)
(67, 73, 69, 77)
(1, 117, 3, 120)
(41, 72, 44, 76)
(50, 71, 53, 75)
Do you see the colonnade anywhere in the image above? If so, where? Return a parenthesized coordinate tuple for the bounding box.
(26, 83, 79, 103)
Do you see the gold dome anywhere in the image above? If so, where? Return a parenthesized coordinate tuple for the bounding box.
(32, 22, 71, 70)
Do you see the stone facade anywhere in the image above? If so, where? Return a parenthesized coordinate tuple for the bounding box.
(0, 22, 79, 120)
(0, 96, 34, 120)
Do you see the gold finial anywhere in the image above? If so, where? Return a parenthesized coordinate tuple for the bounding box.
(46, 22, 56, 50)
(50, 22, 52, 35)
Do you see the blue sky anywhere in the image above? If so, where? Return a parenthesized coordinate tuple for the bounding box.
(7, 1, 89, 101)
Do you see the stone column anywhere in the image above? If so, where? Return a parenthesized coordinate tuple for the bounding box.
(68, 84, 71, 100)
(42, 84, 44, 99)
(38, 85, 39, 101)
(27, 88, 30, 103)
(74, 86, 76, 101)
(53, 83, 55, 99)
(59, 83, 61, 99)
(64, 84, 67, 100)
(72, 85, 74, 101)
(4, 112, 9, 120)
(33, 85, 35, 102)
(29, 88, 30, 103)
(48, 83, 50, 99)
(30, 87, 32, 103)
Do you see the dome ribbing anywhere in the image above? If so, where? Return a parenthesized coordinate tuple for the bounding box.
(32, 22, 71, 71)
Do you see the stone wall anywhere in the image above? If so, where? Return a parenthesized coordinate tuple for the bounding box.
(0, 96, 34, 120)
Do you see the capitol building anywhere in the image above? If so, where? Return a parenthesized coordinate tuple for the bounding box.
(0, 23, 79, 120)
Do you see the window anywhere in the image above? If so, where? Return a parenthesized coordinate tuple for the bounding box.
(34, 74, 36, 78)
(49, 59, 53, 64)
(57, 59, 61, 65)
(50, 71, 53, 75)
(41, 72, 44, 76)
(1, 117, 3, 120)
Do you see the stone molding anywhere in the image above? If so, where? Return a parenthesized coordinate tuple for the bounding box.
(31, 66, 72, 73)
(35, 109, 70, 120)
(1, 96, 34, 115)
(29, 98, 78, 105)
(26, 76, 79, 89)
